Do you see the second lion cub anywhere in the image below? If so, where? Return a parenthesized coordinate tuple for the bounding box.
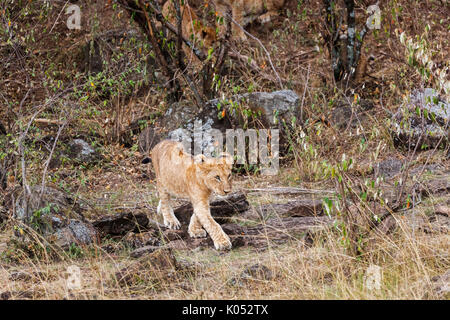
(151, 140, 233, 250)
(162, 1, 216, 61)
(214, 0, 285, 40)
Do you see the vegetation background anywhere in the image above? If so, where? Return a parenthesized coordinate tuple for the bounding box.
(0, 0, 448, 299)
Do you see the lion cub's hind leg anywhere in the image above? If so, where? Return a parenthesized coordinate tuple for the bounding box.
(157, 189, 181, 230)
(188, 214, 207, 238)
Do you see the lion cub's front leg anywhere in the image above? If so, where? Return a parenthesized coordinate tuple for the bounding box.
(157, 189, 181, 230)
(188, 214, 207, 238)
(192, 201, 231, 250)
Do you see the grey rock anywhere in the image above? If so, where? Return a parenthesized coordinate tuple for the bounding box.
(68, 139, 101, 163)
(374, 158, 404, 179)
(411, 88, 449, 124)
(84, 40, 103, 75)
(241, 263, 274, 280)
(392, 88, 449, 150)
(409, 163, 444, 176)
(92, 211, 149, 237)
(54, 219, 98, 248)
(164, 90, 300, 155)
(13, 186, 97, 249)
(229, 263, 274, 287)
(123, 231, 160, 249)
(9, 271, 33, 281)
(14, 186, 81, 223)
(0, 121, 6, 135)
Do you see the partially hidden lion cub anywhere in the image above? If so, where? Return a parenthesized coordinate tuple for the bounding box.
(162, 1, 217, 61)
(214, 0, 285, 40)
(151, 140, 233, 250)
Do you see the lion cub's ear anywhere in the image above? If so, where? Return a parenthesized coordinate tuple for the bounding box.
(175, 144, 185, 157)
(218, 153, 233, 166)
(194, 154, 207, 164)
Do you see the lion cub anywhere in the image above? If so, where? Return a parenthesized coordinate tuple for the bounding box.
(151, 140, 233, 250)
(214, 0, 285, 40)
(162, 1, 217, 61)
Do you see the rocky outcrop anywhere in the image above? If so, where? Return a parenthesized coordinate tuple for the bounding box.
(12, 186, 97, 249)
(67, 139, 102, 164)
(169, 90, 299, 154)
(392, 88, 449, 150)
(138, 90, 300, 156)
(92, 211, 149, 237)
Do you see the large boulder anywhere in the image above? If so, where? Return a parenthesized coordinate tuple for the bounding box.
(206, 89, 301, 129)
(12, 186, 97, 249)
(392, 88, 449, 150)
(147, 90, 300, 156)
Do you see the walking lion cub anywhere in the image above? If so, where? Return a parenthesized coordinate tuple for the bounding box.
(151, 140, 233, 250)
(162, 1, 217, 61)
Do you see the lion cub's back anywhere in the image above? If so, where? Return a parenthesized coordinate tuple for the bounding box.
(151, 140, 191, 182)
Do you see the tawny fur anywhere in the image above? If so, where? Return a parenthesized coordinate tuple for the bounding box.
(162, 1, 217, 62)
(151, 140, 233, 250)
(213, 0, 285, 40)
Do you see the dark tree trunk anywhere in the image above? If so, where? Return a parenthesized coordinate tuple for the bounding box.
(322, 0, 368, 84)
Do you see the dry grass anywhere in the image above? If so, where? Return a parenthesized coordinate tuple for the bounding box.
(1, 169, 448, 300)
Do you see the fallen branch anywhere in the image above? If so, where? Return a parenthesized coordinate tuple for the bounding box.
(34, 118, 65, 126)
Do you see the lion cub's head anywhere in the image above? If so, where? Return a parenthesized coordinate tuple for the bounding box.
(197, 26, 217, 50)
(194, 153, 233, 196)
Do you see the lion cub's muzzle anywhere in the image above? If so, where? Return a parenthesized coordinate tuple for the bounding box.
(223, 184, 232, 195)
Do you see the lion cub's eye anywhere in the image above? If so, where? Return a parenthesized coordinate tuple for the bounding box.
(215, 175, 221, 181)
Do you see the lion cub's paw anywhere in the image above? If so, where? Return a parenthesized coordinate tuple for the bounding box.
(188, 228, 207, 238)
(164, 217, 181, 230)
(213, 234, 232, 251)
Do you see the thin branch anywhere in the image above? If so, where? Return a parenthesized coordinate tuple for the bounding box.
(39, 120, 67, 203)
